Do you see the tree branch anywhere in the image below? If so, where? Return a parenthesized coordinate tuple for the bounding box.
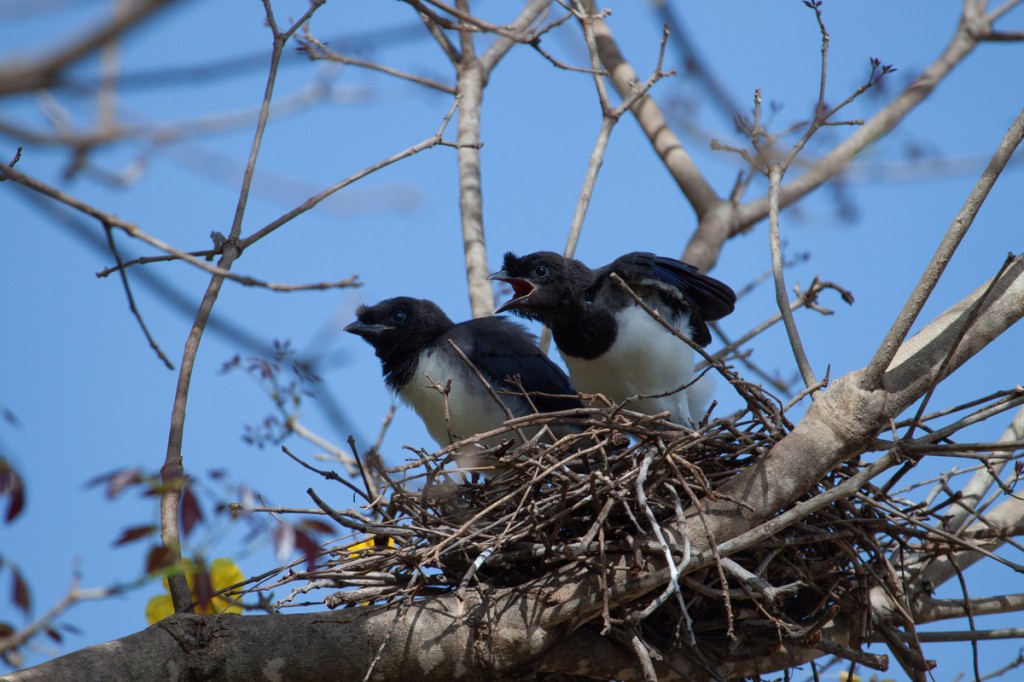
(862, 106, 1024, 389)
(0, 0, 173, 96)
(582, 0, 720, 220)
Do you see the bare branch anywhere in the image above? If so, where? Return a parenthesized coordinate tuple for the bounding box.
(944, 406, 1024, 532)
(0, 576, 118, 661)
(916, 592, 1024, 624)
(768, 164, 819, 394)
(734, 8, 999, 230)
(101, 223, 174, 370)
(862, 106, 1024, 389)
(479, 0, 554, 73)
(239, 95, 463, 250)
(161, 0, 327, 612)
(581, 0, 720, 219)
(0, 0, 173, 96)
(298, 30, 456, 94)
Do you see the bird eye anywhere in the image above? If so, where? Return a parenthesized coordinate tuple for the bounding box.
(534, 265, 548, 278)
(392, 310, 408, 324)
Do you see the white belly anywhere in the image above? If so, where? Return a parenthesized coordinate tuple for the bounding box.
(398, 348, 514, 449)
(561, 305, 712, 424)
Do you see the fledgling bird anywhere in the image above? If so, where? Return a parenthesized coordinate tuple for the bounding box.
(490, 251, 736, 426)
(345, 297, 582, 471)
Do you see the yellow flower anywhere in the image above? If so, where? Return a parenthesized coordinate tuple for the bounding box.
(146, 557, 244, 624)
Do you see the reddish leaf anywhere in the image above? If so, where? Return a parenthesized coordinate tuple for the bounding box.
(84, 467, 142, 497)
(145, 545, 176, 574)
(0, 622, 13, 637)
(113, 525, 157, 547)
(207, 469, 226, 480)
(46, 627, 62, 643)
(299, 519, 334, 535)
(294, 529, 322, 571)
(5, 485, 24, 523)
(220, 355, 241, 373)
(11, 567, 30, 614)
(193, 565, 213, 611)
(0, 459, 25, 523)
(106, 468, 143, 499)
(180, 486, 202, 537)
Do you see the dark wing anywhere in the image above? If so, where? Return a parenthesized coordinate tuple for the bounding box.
(449, 317, 582, 413)
(602, 252, 737, 346)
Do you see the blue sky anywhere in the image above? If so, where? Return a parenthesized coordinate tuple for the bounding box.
(2, 1, 1022, 677)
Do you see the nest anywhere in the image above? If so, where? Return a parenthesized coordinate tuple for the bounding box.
(260, 378, 912, 676)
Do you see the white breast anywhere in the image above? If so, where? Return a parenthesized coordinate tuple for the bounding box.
(397, 349, 522, 450)
(561, 305, 713, 425)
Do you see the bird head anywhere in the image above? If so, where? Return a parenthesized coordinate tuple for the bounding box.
(345, 297, 453, 362)
(490, 251, 585, 319)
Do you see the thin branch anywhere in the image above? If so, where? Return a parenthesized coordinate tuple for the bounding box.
(862, 106, 1024, 389)
(944, 405, 1024, 532)
(299, 30, 456, 94)
(879, 628, 1024, 643)
(102, 223, 174, 369)
(687, 5, 1008, 271)
(650, 0, 743, 123)
(161, 0, 327, 612)
(0, 162, 360, 291)
(541, 13, 673, 352)
(0, 0, 173, 96)
(238, 95, 464, 250)
(479, 0, 553, 73)
(0, 575, 119, 658)
(768, 163, 818, 394)
(581, 0, 720, 218)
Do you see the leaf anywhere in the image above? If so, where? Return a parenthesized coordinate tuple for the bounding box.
(294, 529, 321, 571)
(208, 558, 245, 615)
(299, 519, 334, 535)
(11, 567, 30, 614)
(0, 458, 25, 523)
(145, 545, 176, 574)
(45, 627, 62, 643)
(113, 525, 157, 546)
(192, 564, 214, 612)
(273, 524, 295, 563)
(4, 485, 24, 523)
(209, 558, 244, 593)
(106, 468, 143, 499)
(145, 594, 173, 625)
(180, 485, 202, 537)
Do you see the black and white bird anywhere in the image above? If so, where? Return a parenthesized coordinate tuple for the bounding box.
(345, 297, 582, 470)
(490, 251, 736, 425)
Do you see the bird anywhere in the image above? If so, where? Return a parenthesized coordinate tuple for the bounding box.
(345, 297, 583, 473)
(490, 251, 736, 426)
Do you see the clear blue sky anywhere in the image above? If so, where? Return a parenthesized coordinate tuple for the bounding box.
(2, 1, 1022, 677)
